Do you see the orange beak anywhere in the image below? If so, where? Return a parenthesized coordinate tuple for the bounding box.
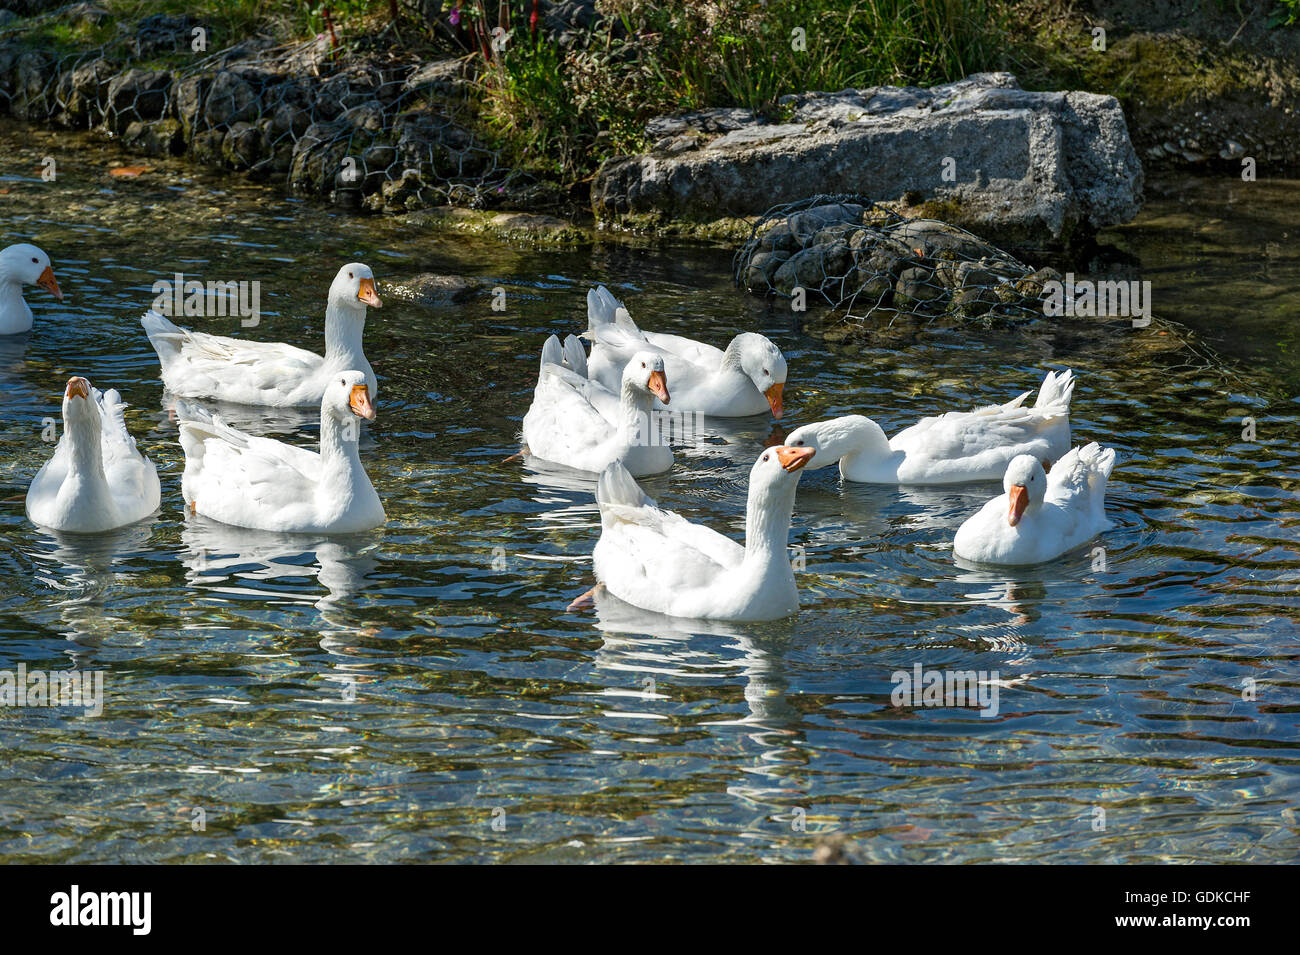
(775, 445, 815, 473)
(357, 277, 381, 308)
(349, 383, 376, 420)
(647, 369, 670, 404)
(764, 381, 784, 419)
(65, 376, 90, 400)
(1008, 484, 1029, 527)
(37, 265, 62, 301)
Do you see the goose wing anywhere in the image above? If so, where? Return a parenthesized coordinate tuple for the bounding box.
(96, 387, 160, 515)
(143, 310, 323, 405)
(178, 403, 321, 515)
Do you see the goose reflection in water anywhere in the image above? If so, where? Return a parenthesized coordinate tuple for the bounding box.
(178, 517, 383, 659)
(29, 522, 156, 661)
(588, 588, 808, 812)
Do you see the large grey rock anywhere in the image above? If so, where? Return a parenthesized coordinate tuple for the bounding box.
(592, 73, 1144, 248)
(104, 68, 171, 133)
(10, 49, 54, 120)
(59, 56, 115, 125)
(288, 120, 350, 194)
(385, 272, 481, 306)
(203, 68, 260, 127)
(133, 13, 201, 56)
(122, 117, 183, 156)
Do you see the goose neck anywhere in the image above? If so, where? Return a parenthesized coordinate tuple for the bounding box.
(323, 301, 367, 366)
(618, 380, 654, 446)
(319, 412, 363, 474)
(833, 419, 895, 481)
(65, 413, 106, 478)
(743, 479, 796, 569)
(0, 279, 29, 331)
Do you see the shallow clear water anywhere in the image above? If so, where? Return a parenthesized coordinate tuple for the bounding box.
(1, 123, 1297, 863)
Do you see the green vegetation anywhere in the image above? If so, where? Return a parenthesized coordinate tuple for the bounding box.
(481, 0, 1013, 179)
(4, 0, 1297, 192)
(1272, 0, 1300, 26)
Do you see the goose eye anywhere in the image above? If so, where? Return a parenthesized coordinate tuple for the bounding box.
(762, 453, 770, 462)
(31, 257, 38, 263)
(763, 368, 770, 376)
(348, 271, 354, 279)
(340, 378, 346, 385)
(640, 361, 646, 368)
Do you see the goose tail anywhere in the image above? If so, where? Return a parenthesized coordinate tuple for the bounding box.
(140, 308, 187, 376)
(1079, 441, 1115, 488)
(596, 459, 652, 523)
(562, 334, 589, 378)
(1064, 441, 1115, 522)
(539, 334, 564, 376)
(1034, 368, 1075, 413)
(585, 285, 639, 338)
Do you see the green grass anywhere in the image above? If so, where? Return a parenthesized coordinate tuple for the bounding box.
(480, 0, 1013, 182)
(97, 0, 385, 51)
(7, 0, 1297, 193)
(1272, 0, 1300, 25)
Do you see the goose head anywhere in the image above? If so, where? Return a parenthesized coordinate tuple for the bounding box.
(1, 243, 62, 300)
(329, 263, 381, 312)
(326, 370, 376, 424)
(743, 443, 815, 552)
(751, 443, 816, 487)
(623, 351, 670, 404)
(728, 333, 787, 418)
(61, 376, 100, 445)
(784, 415, 888, 470)
(1003, 455, 1047, 526)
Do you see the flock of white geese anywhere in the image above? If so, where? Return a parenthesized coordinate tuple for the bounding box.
(3, 241, 1116, 623)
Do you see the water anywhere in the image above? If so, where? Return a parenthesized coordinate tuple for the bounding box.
(1, 122, 1297, 863)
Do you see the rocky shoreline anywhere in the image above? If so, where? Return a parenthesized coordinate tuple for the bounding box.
(1, 3, 1297, 256)
(0, 9, 522, 213)
(736, 198, 1063, 318)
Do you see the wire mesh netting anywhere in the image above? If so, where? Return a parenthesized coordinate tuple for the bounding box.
(735, 194, 1243, 382)
(0, 5, 534, 211)
(734, 194, 1065, 323)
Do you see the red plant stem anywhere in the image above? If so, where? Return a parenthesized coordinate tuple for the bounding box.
(322, 6, 339, 53)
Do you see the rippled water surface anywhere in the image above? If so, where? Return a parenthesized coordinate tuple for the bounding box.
(1, 123, 1297, 863)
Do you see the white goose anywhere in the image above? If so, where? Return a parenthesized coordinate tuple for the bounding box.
(141, 262, 380, 407)
(783, 370, 1074, 484)
(521, 335, 674, 477)
(26, 376, 160, 532)
(584, 285, 787, 418)
(1, 243, 63, 335)
(953, 443, 1116, 565)
(178, 370, 385, 533)
(585, 444, 815, 622)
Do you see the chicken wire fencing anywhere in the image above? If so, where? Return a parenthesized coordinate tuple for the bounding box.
(734, 194, 1244, 382)
(734, 195, 1065, 323)
(0, 5, 544, 210)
